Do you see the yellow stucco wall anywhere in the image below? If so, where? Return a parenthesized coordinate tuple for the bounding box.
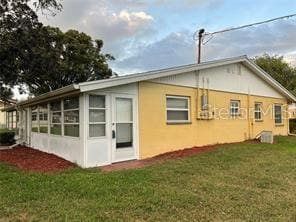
(138, 81, 289, 159)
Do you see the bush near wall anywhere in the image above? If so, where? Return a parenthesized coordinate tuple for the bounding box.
(289, 119, 296, 134)
(0, 129, 15, 145)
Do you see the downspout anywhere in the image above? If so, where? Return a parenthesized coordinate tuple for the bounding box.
(247, 89, 251, 139)
(195, 70, 200, 119)
(206, 77, 210, 116)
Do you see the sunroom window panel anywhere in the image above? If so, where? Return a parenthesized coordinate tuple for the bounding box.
(89, 95, 106, 137)
(89, 110, 105, 122)
(50, 124, 61, 135)
(64, 110, 79, 123)
(50, 101, 61, 111)
(64, 97, 79, 110)
(89, 124, 105, 137)
(39, 104, 48, 133)
(64, 125, 79, 137)
(51, 112, 62, 123)
(89, 95, 105, 108)
(31, 106, 39, 132)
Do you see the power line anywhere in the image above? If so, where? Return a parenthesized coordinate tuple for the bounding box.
(193, 13, 296, 40)
(193, 13, 296, 63)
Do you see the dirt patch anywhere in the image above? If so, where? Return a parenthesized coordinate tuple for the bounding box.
(101, 144, 218, 172)
(0, 146, 76, 173)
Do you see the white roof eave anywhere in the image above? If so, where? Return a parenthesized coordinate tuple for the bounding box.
(78, 56, 248, 92)
(14, 55, 296, 107)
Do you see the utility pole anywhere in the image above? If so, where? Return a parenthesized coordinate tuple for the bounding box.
(197, 29, 205, 64)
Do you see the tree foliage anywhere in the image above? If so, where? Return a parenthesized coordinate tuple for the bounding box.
(0, 0, 114, 97)
(254, 54, 296, 95)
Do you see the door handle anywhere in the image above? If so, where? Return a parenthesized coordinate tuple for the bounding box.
(112, 130, 116, 139)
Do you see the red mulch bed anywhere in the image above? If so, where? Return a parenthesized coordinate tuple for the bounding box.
(0, 146, 76, 173)
(101, 144, 218, 172)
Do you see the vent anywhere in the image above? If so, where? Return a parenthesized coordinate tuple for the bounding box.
(260, 131, 273, 144)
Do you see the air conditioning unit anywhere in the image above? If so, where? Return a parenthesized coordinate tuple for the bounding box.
(260, 131, 273, 144)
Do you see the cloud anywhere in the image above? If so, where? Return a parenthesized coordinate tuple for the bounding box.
(39, 0, 155, 59)
(112, 30, 196, 73)
(113, 19, 296, 73)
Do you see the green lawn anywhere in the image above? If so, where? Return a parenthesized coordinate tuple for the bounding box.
(1, 136, 296, 221)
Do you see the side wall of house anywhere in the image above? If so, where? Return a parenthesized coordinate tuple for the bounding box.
(138, 64, 289, 159)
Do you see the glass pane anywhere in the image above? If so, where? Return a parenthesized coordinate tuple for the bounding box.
(89, 95, 105, 108)
(255, 112, 261, 120)
(64, 97, 79, 110)
(89, 124, 105, 137)
(116, 123, 132, 148)
(64, 110, 79, 123)
(274, 105, 282, 124)
(32, 112, 37, 121)
(64, 125, 79, 137)
(116, 98, 132, 122)
(40, 125, 48, 133)
(255, 103, 261, 111)
(50, 124, 61, 135)
(51, 112, 61, 123)
(32, 124, 39, 132)
(89, 110, 105, 123)
(167, 110, 188, 121)
(167, 97, 188, 109)
(275, 105, 281, 114)
(50, 101, 61, 111)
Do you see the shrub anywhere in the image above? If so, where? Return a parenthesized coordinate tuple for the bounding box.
(0, 129, 15, 145)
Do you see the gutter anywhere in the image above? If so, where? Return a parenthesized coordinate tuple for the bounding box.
(16, 84, 80, 107)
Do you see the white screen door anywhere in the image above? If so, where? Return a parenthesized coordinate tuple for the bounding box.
(112, 95, 136, 162)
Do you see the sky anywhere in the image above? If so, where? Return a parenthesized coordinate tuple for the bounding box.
(14, 0, 295, 100)
(35, 0, 295, 75)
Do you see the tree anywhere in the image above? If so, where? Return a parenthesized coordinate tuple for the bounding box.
(0, 0, 114, 97)
(254, 54, 296, 95)
(0, 0, 62, 98)
(19, 26, 114, 95)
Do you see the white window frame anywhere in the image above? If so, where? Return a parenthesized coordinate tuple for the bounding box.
(254, 102, 263, 121)
(230, 100, 240, 117)
(88, 94, 107, 138)
(38, 104, 49, 134)
(166, 95, 190, 123)
(31, 106, 39, 133)
(50, 100, 62, 136)
(274, 104, 283, 125)
(63, 97, 80, 138)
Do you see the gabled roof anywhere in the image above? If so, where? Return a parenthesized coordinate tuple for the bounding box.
(15, 55, 296, 107)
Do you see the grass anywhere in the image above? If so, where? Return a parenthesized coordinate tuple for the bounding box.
(1, 136, 296, 221)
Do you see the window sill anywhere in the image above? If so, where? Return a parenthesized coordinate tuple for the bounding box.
(275, 123, 284, 127)
(255, 120, 264, 122)
(167, 121, 192, 125)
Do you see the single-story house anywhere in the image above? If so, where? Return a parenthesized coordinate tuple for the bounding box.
(6, 55, 296, 167)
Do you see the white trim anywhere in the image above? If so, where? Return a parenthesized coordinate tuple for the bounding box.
(230, 100, 240, 117)
(166, 96, 190, 123)
(87, 94, 107, 139)
(254, 102, 263, 121)
(274, 103, 283, 125)
(111, 93, 138, 163)
(14, 56, 296, 109)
